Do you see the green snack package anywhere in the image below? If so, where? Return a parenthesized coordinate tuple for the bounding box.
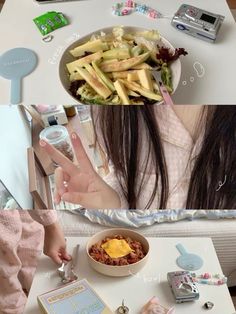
(33, 11, 69, 36)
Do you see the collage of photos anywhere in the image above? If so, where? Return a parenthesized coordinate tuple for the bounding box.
(0, 1, 236, 314)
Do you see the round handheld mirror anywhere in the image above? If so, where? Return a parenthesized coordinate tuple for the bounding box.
(0, 48, 38, 104)
(176, 243, 203, 271)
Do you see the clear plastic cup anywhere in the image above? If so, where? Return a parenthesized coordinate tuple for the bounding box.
(76, 105, 91, 123)
(39, 125, 74, 162)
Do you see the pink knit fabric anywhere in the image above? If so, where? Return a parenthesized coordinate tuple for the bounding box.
(28, 210, 58, 226)
(0, 210, 57, 314)
(101, 106, 203, 209)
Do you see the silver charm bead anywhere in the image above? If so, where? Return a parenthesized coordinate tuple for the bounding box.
(204, 301, 214, 309)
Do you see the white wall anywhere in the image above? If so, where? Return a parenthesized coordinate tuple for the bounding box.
(0, 105, 33, 208)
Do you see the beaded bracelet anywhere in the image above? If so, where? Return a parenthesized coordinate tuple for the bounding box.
(191, 272, 227, 286)
(112, 1, 163, 19)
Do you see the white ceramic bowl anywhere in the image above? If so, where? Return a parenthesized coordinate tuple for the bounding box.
(59, 26, 181, 105)
(86, 228, 150, 277)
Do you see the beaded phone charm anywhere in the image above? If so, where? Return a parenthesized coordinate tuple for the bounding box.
(112, 1, 164, 19)
(191, 273, 227, 285)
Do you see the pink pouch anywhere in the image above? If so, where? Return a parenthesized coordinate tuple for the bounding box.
(35, 104, 60, 114)
(141, 297, 175, 314)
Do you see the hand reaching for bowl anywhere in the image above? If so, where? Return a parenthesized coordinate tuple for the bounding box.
(40, 132, 121, 209)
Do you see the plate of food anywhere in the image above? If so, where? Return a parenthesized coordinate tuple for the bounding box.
(59, 26, 187, 105)
(86, 228, 149, 277)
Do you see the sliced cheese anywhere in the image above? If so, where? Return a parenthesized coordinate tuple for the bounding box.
(101, 239, 134, 258)
(138, 69, 153, 92)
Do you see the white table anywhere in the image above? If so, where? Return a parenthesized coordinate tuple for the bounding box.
(0, 0, 236, 105)
(24, 237, 235, 314)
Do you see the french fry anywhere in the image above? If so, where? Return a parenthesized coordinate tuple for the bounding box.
(131, 63, 152, 70)
(66, 51, 103, 74)
(83, 63, 97, 78)
(121, 80, 162, 101)
(100, 52, 150, 72)
(114, 80, 130, 105)
(127, 72, 139, 82)
(75, 67, 112, 99)
(137, 69, 154, 92)
(100, 59, 118, 66)
(92, 61, 115, 92)
(128, 90, 140, 97)
(102, 48, 130, 60)
(69, 72, 83, 82)
(112, 70, 138, 79)
(70, 39, 108, 57)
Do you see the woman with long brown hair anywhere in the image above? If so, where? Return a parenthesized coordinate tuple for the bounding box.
(40, 105, 236, 210)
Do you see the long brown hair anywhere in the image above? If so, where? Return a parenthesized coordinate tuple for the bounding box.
(91, 105, 236, 209)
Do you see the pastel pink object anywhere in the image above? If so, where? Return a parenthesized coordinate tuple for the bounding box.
(35, 104, 58, 114)
(203, 273, 211, 279)
(141, 296, 175, 314)
(121, 8, 131, 15)
(159, 84, 174, 106)
(125, 0, 134, 7)
(0, 210, 57, 314)
(148, 11, 158, 18)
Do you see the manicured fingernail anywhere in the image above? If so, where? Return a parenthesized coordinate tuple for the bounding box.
(39, 140, 46, 147)
(71, 132, 77, 140)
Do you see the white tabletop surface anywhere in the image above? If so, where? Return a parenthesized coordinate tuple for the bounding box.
(24, 237, 235, 314)
(0, 0, 236, 105)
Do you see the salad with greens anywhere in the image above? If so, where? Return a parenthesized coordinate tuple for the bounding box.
(66, 27, 187, 105)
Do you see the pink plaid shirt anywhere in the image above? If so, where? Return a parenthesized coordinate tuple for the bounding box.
(104, 106, 203, 209)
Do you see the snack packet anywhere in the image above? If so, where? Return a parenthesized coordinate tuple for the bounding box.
(141, 297, 175, 314)
(33, 11, 69, 36)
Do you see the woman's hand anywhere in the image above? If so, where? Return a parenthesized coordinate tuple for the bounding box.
(40, 132, 121, 209)
(43, 222, 71, 264)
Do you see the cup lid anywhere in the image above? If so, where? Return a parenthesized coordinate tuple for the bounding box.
(39, 125, 68, 144)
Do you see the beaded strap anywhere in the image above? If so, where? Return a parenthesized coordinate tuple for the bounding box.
(191, 272, 227, 286)
(112, 1, 163, 19)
